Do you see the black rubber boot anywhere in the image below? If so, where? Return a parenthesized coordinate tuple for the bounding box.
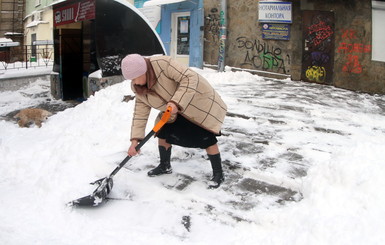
(208, 153, 224, 189)
(147, 146, 172, 177)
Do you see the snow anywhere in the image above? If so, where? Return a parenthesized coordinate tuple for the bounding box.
(0, 38, 13, 43)
(26, 20, 49, 28)
(144, 0, 186, 7)
(0, 65, 52, 79)
(1, 67, 385, 244)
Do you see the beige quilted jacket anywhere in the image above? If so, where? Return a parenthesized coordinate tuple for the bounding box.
(130, 56, 227, 141)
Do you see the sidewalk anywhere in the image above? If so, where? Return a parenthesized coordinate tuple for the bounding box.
(0, 70, 78, 122)
(2, 69, 385, 211)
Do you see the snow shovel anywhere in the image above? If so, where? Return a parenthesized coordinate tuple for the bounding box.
(69, 106, 172, 207)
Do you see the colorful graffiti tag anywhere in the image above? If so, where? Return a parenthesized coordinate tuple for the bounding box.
(305, 19, 334, 82)
(204, 13, 220, 43)
(307, 21, 334, 47)
(301, 11, 335, 84)
(306, 66, 326, 83)
(337, 29, 371, 74)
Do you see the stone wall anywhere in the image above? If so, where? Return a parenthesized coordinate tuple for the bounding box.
(203, 0, 299, 78)
(203, 0, 385, 94)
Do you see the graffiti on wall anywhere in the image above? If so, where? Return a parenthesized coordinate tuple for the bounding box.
(236, 36, 289, 74)
(305, 65, 326, 83)
(337, 29, 371, 74)
(204, 13, 220, 44)
(301, 11, 335, 84)
(307, 20, 334, 48)
(304, 18, 333, 82)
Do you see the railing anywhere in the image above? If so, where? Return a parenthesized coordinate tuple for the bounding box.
(0, 44, 54, 70)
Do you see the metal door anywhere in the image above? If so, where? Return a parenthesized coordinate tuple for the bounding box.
(171, 12, 190, 65)
(301, 10, 335, 84)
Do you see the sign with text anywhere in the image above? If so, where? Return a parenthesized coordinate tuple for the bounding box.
(262, 23, 290, 40)
(259, 2, 292, 23)
(54, 0, 95, 26)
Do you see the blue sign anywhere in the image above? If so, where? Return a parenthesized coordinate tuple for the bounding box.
(262, 23, 290, 40)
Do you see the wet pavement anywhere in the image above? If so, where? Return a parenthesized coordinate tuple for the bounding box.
(112, 74, 385, 220)
(0, 81, 79, 123)
(2, 74, 385, 217)
(219, 77, 385, 208)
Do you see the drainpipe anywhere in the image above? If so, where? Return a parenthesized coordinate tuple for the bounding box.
(217, 0, 227, 72)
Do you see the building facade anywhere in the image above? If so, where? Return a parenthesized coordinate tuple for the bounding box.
(203, 0, 385, 94)
(137, 0, 204, 68)
(24, 0, 55, 48)
(4, 0, 385, 96)
(0, 0, 25, 62)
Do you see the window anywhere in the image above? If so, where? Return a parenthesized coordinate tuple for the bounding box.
(31, 34, 37, 58)
(372, 0, 385, 61)
(35, 0, 41, 7)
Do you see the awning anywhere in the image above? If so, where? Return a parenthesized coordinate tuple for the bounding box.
(143, 0, 186, 7)
(0, 41, 20, 47)
(0, 37, 19, 47)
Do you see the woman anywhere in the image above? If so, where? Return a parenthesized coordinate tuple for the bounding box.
(121, 54, 227, 188)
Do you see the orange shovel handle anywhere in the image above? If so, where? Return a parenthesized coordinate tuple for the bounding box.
(153, 106, 172, 133)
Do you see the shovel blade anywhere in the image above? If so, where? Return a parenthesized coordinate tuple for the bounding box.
(69, 177, 113, 207)
(69, 194, 103, 207)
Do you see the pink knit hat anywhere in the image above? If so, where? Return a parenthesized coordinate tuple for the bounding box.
(121, 54, 147, 80)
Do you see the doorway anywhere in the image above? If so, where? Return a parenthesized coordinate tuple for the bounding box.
(171, 12, 190, 66)
(59, 29, 83, 100)
(301, 10, 335, 85)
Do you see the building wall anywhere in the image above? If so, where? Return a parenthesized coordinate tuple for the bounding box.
(0, 0, 24, 36)
(203, 0, 220, 66)
(24, 0, 55, 44)
(203, 0, 385, 95)
(0, 0, 25, 61)
(24, 9, 54, 46)
(307, 0, 385, 94)
(25, 0, 55, 14)
(204, 0, 299, 78)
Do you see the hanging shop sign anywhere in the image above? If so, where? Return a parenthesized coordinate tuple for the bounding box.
(262, 23, 290, 40)
(54, 0, 95, 26)
(258, 1, 292, 23)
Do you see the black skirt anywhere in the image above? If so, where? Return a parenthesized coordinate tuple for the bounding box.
(157, 114, 218, 149)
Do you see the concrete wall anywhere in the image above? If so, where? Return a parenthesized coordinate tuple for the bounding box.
(0, 74, 50, 91)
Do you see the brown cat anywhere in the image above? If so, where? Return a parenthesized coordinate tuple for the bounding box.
(14, 108, 52, 128)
